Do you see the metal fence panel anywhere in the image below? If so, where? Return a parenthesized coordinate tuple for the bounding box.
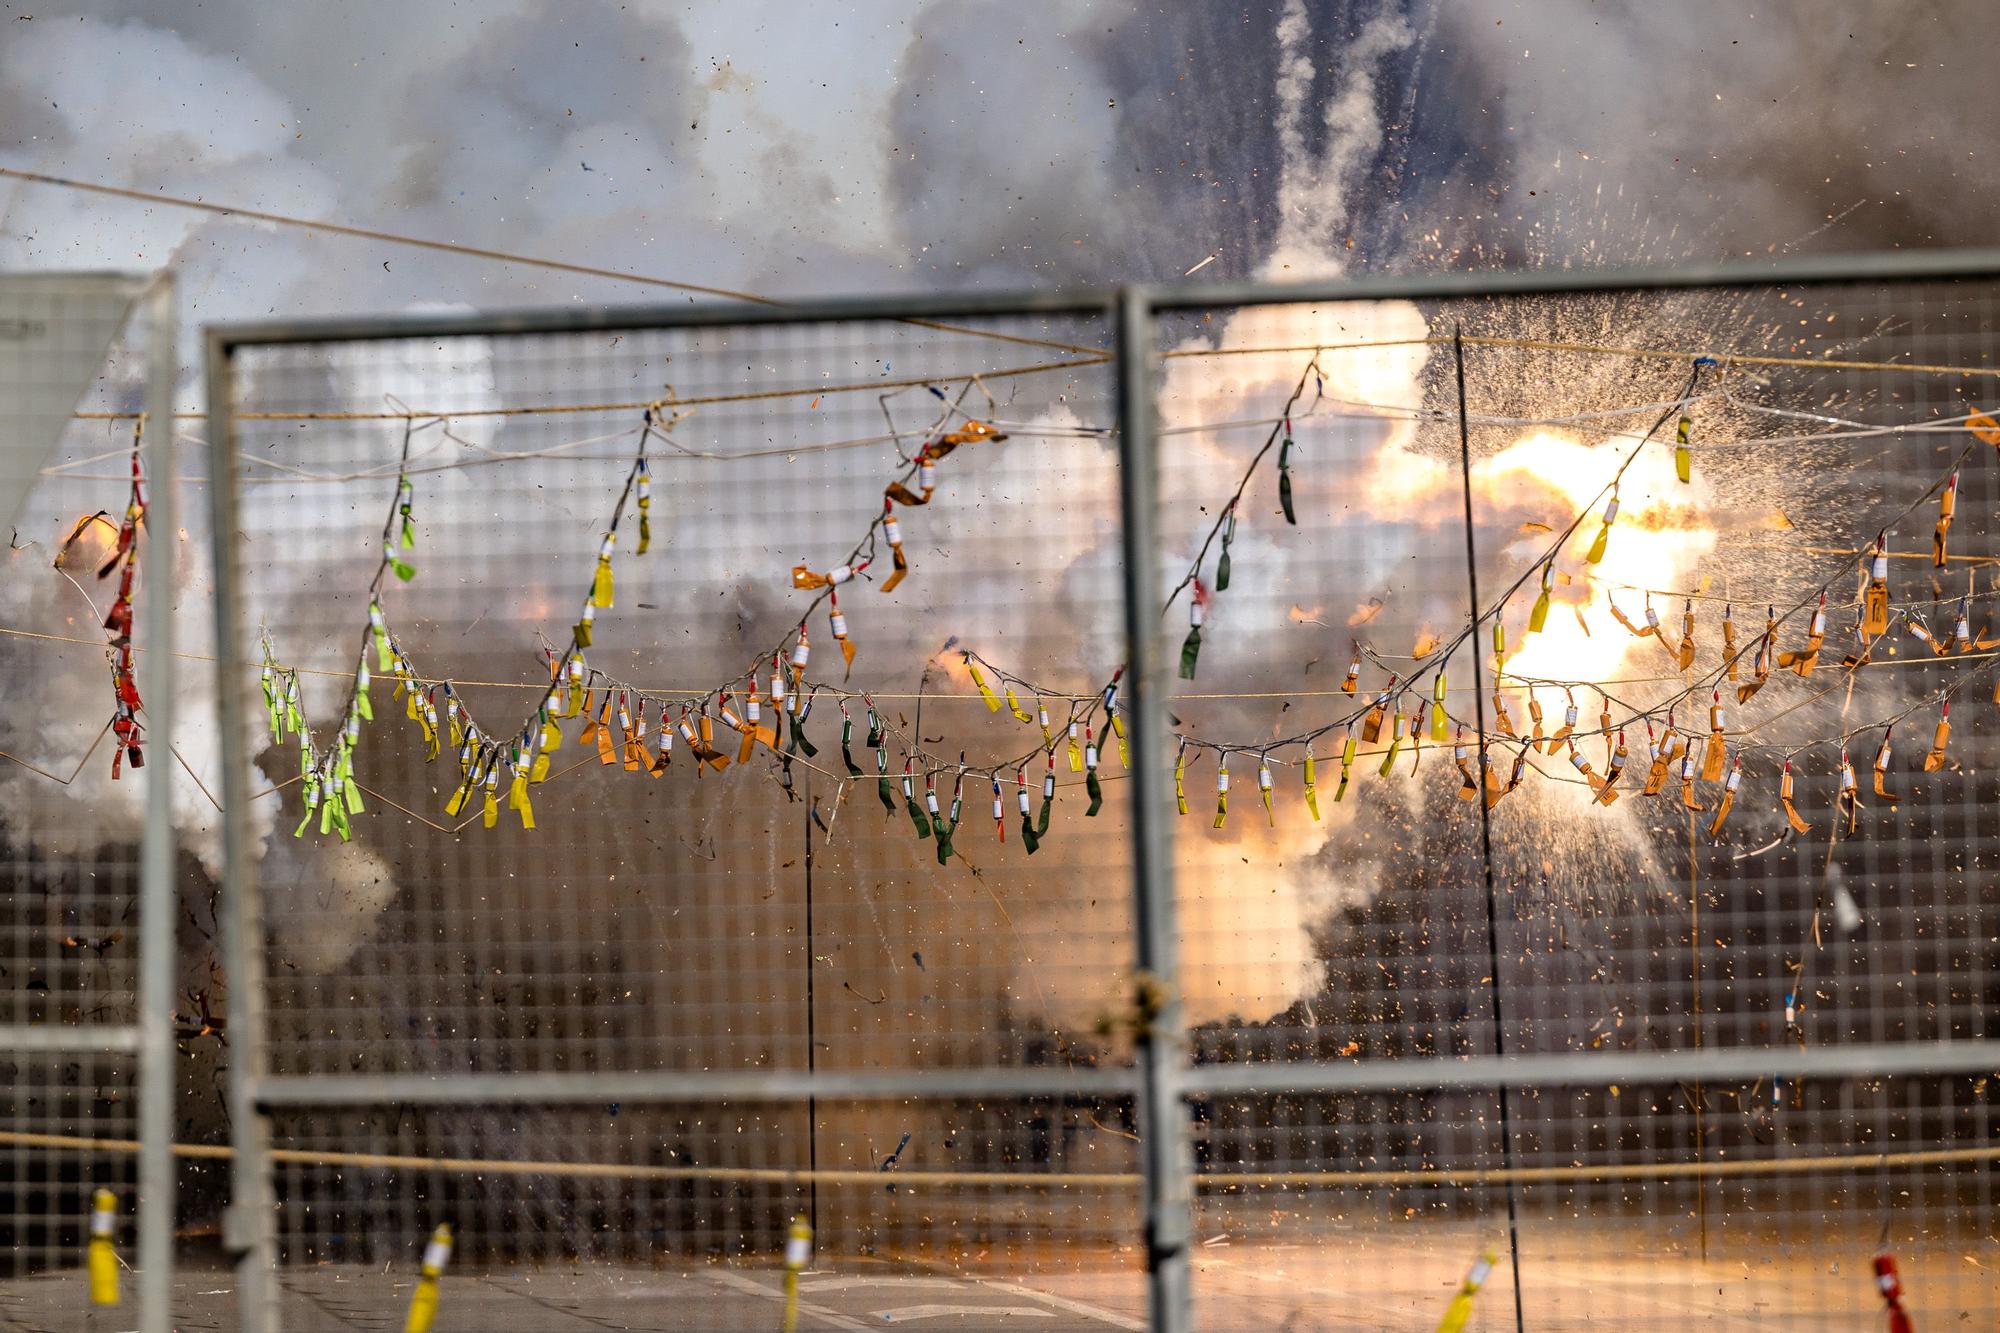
(0, 271, 176, 1332)
(208, 299, 1161, 1329)
(1152, 273, 2000, 1328)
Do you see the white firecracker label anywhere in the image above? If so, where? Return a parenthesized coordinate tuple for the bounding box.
(919, 462, 937, 489)
(1646, 608, 1660, 629)
(1571, 752, 1589, 773)
(927, 792, 940, 814)
(1190, 601, 1205, 627)
(830, 611, 848, 638)
(746, 698, 760, 724)
(992, 796, 1003, 820)
(423, 1237, 452, 1272)
(771, 673, 786, 701)
(1602, 498, 1619, 524)
(90, 1203, 114, 1237)
(1085, 746, 1098, 769)
(1564, 706, 1579, 727)
(1258, 766, 1272, 791)
(883, 516, 901, 546)
(1043, 774, 1055, 798)
(792, 640, 810, 668)
(1725, 769, 1741, 792)
(829, 564, 853, 585)
(786, 1233, 812, 1269)
(599, 534, 615, 558)
(1216, 768, 1230, 793)
(1018, 788, 1031, 813)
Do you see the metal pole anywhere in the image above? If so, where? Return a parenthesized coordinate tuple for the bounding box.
(204, 332, 278, 1330)
(136, 271, 177, 1333)
(1452, 330, 1526, 1332)
(1114, 287, 1191, 1333)
(802, 773, 818, 1237)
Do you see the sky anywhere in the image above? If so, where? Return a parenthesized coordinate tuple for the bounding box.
(2, 1, 1996, 328)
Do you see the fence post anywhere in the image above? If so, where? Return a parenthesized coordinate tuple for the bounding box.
(136, 271, 177, 1333)
(1115, 286, 1192, 1333)
(205, 330, 279, 1330)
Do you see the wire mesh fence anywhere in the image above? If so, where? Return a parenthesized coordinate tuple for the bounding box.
(1151, 275, 2000, 1328)
(0, 272, 175, 1330)
(203, 260, 2000, 1330)
(213, 300, 1149, 1327)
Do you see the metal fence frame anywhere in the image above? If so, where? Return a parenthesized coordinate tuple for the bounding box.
(0, 271, 177, 1331)
(206, 250, 2000, 1331)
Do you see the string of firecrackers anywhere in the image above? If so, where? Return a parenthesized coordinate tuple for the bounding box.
(248, 352, 2000, 860)
(1161, 358, 2000, 847)
(256, 389, 1132, 860)
(99, 419, 149, 778)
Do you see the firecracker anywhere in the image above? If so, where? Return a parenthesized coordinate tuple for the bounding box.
(1676, 600, 1697, 672)
(1528, 561, 1555, 635)
(1084, 727, 1104, 816)
(1454, 730, 1478, 802)
(1213, 757, 1230, 828)
(1579, 488, 1618, 568)
(1674, 403, 1694, 483)
(828, 589, 857, 675)
(1174, 741, 1189, 815)
(1527, 690, 1547, 753)
(1703, 692, 1729, 782)
(792, 559, 864, 591)
(1180, 580, 1210, 679)
(879, 499, 908, 592)
(965, 654, 1002, 711)
(936, 766, 964, 865)
(1872, 727, 1897, 800)
(1377, 704, 1405, 777)
(1708, 758, 1740, 838)
(906, 763, 933, 839)
(1017, 768, 1039, 852)
(1837, 749, 1861, 834)
(1256, 753, 1274, 825)
(1780, 760, 1811, 833)
(1066, 716, 1085, 773)
(1492, 689, 1517, 739)
(1935, 470, 1957, 566)
(1037, 752, 1055, 841)
(1276, 420, 1298, 524)
(1778, 592, 1828, 677)
(1215, 501, 1237, 591)
(1550, 690, 1578, 753)
(1302, 743, 1320, 819)
(1429, 672, 1449, 742)
(1641, 718, 1676, 797)
(1678, 750, 1705, 812)
(385, 474, 417, 580)
(1340, 642, 1361, 694)
(1334, 724, 1357, 802)
(791, 624, 811, 685)
(1596, 731, 1627, 806)
(1872, 1253, 1914, 1333)
(1362, 678, 1394, 744)
(1862, 532, 1891, 637)
(1923, 701, 1952, 772)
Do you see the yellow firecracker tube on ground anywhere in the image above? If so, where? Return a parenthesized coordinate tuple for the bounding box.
(781, 1214, 813, 1333)
(1434, 1244, 1499, 1332)
(87, 1188, 118, 1306)
(403, 1222, 452, 1333)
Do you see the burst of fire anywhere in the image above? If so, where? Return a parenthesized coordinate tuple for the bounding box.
(1484, 431, 1716, 685)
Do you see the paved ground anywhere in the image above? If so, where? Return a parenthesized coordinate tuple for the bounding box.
(2, 1237, 1993, 1329)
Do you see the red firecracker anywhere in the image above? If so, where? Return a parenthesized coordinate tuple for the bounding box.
(1873, 1253, 1913, 1333)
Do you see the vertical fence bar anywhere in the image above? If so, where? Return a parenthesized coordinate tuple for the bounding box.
(204, 331, 278, 1330)
(1115, 287, 1191, 1333)
(136, 272, 178, 1333)
(1452, 330, 1526, 1331)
